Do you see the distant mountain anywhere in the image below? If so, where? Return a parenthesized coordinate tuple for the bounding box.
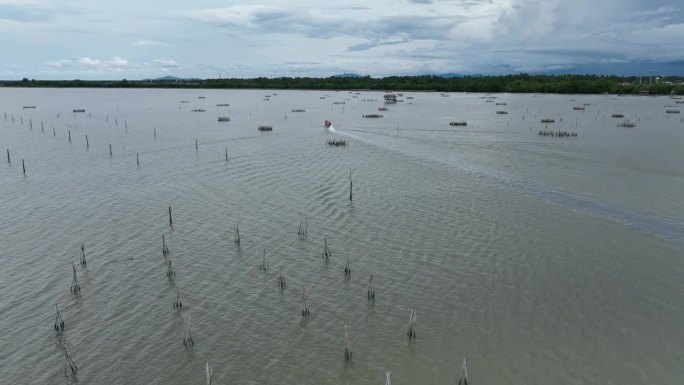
(332, 73, 364, 78)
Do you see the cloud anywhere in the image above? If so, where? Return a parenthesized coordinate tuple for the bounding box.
(131, 40, 170, 47)
(187, 5, 469, 48)
(46, 56, 141, 72)
(7, 0, 684, 79)
(187, 5, 290, 28)
(0, 3, 54, 22)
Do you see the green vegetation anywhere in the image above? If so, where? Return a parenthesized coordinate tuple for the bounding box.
(2, 74, 684, 95)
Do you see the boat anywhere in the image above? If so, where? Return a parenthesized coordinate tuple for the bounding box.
(324, 120, 332, 128)
(383, 94, 397, 103)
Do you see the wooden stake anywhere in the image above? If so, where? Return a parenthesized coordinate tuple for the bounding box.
(349, 168, 353, 201)
(458, 355, 468, 385)
(169, 206, 173, 226)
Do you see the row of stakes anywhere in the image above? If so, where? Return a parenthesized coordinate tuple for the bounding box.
(18, 110, 466, 380)
(55, 224, 470, 383)
(5, 108, 358, 176)
(1, 116, 470, 381)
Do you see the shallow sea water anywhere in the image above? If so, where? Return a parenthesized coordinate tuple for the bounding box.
(0, 88, 683, 385)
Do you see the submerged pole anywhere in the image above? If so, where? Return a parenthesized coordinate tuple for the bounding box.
(349, 168, 353, 201)
(458, 355, 468, 385)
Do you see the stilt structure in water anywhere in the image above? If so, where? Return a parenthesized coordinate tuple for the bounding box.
(206, 362, 213, 385)
(79, 243, 86, 266)
(182, 312, 194, 347)
(344, 324, 352, 361)
(385, 370, 391, 385)
(162, 234, 170, 256)
(54, 304, 65, 332)
(278, 267, 286, 289)
(322, 238, 331, 261)
(70, 263, 80, 294)
(259, 249, 269, 271)
(301, 287, 310, 316)
(234, 225, 240, 246)
(174, 285, 182, 309)
(458, 355, 468, 385)
(367, 274, 375, 301)
(407, 308, 416, 339)
(344, 253, 351, 278)
(166, 260, 175, 277)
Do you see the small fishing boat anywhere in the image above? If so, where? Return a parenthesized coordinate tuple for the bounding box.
(324, 120, 332, 128)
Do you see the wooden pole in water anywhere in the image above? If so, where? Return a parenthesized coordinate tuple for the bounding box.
(458, 355, 468, 385)
(225, 148, 228, 161)
(154, 128, 156, 138)
(349, 168, 353, 201)
(195, 139, 198, 150)
(68, 130, 71, 142)
(22, 159, 25, 175)
(136, 153, 139, 166)
(169, 206, 173, 226)
(109, 144, 112, 157)
(53, 127, 56, 136)
(6, 149, 9, 163)
(85, 134, 89, 149)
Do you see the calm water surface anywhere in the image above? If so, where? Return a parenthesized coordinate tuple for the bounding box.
(0, 88, 683, 385)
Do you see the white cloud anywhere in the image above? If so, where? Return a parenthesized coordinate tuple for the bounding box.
(131, 40, 170, 47)
(8, 0, 684, 79)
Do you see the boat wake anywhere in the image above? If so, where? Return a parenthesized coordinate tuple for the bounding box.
(327, 125, 362, 141)
(325, 125, 684, 242)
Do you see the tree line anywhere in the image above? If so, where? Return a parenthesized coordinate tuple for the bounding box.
(3, 74, 684, 95)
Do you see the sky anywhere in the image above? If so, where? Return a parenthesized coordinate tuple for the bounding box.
(1, 0, 684, 79)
